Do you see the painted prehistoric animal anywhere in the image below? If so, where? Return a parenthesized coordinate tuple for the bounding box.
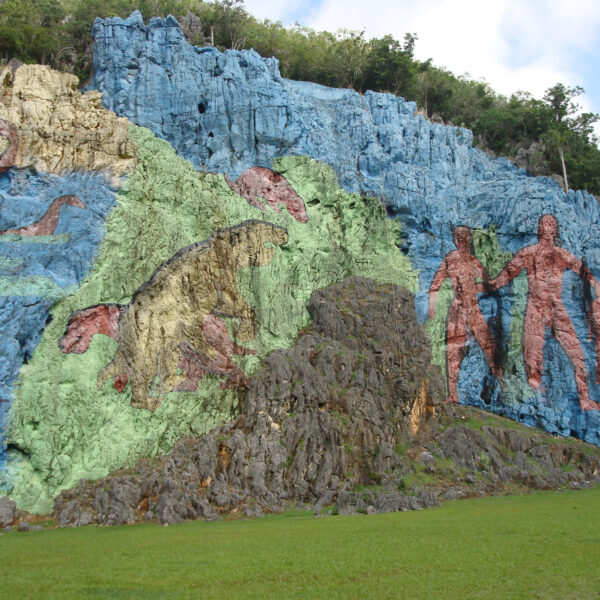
(0, 119, 18, 173)
(59, 304, 125, 354)
(95, 220, 288, 410)
(224, 167, 309, 223)
(0, 195, 86, 236)
(60, 307, 255, 392)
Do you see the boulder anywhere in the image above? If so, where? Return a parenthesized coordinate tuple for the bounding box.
(0, 496, 16, 527)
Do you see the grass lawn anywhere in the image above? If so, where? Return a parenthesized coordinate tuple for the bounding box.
(1, 488, 599, 599)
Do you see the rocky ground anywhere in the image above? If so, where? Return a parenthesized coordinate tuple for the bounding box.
(2, 278, 599, 530)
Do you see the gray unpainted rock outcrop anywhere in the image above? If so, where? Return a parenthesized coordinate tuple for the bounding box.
(0, 495, 16, 527)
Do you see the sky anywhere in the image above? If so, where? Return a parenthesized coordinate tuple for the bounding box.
(242, 0, 600, 138)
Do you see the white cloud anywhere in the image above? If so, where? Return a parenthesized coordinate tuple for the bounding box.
(241, 0, 287, 21)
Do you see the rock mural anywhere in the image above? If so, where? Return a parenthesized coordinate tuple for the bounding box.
(60, 306, 257, 392)
(1, 12, 600, 514)
(0, 195, 86, 236)
(90, 12, 600, 446)
(488, 214, 600, 411)
(0, 63, 136, 180)
(0, 169, 118, 479)
(1, 120, 415, 513)
(0, 61, 135, 491)
(429, 218, 600, 412)
(60, 303, 124, 355)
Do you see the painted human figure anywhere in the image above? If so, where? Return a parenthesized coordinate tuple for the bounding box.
(589, 291, 600, 384)
(429, 226, 502, 404)
(489, 214, 600, 410)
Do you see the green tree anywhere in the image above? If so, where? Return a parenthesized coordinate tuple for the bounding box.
(326, 29, 369, 90)
(542, 83, 598, 192)
(413, 62, 454, 119)
(364, 35, 415, 97)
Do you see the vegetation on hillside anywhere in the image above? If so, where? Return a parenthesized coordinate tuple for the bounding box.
(1, 0, 599, 195)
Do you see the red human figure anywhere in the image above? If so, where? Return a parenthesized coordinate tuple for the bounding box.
(489, 214, 600, 411)
(589, 286, 600, 384)
(429, 226, 502, 404)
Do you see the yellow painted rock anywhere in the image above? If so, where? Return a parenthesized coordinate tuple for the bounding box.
(0, 64, 136, 180)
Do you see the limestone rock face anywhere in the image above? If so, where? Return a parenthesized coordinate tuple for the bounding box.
(3, 138, 415, 513)
(0, 64, 136, 179)
(0, 495, 16, 527)
(0, 63, 133, 482)
(4, 11, 600, 517)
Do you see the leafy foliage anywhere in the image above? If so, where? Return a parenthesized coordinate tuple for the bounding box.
(0, 0, 598, 195)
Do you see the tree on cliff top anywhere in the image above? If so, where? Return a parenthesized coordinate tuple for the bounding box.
(542, 83, 599, 192)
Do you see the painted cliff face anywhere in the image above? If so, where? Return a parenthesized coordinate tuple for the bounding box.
(87, 12, 600, 442)
(3, 21, 600, 514)
(0, 168, 116, 474)
(0, 120, 18, 173)
(487, 215, 599, 411)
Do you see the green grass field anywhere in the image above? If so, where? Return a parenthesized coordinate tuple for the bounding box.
(1, 488, 599, 600)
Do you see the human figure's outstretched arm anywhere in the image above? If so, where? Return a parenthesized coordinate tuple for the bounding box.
(562, 249, 598, 288)
(475, 261, 492, 294)
(429, 258, 448, 320)
(489, 250, 527, 290)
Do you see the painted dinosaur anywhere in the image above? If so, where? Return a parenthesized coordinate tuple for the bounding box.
(60, 306, 255, 392)
(95, 220, 288, 410)
(224, 167, 309, 223)
(0, 119, 17, 173)
(59, 303, 124, 354)
(0, 195, 86, 236)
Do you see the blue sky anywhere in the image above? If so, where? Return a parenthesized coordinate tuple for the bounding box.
(243, 0, 600, 139)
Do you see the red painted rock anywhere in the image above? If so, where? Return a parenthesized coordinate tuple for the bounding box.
(1, 195, 86, 236)
(490, 215, 600, 411)
(428, 226, 501, 404)
(225, 167, 308, 223)
(176, 314, 256, 392)
(59, 304, 124, 354)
